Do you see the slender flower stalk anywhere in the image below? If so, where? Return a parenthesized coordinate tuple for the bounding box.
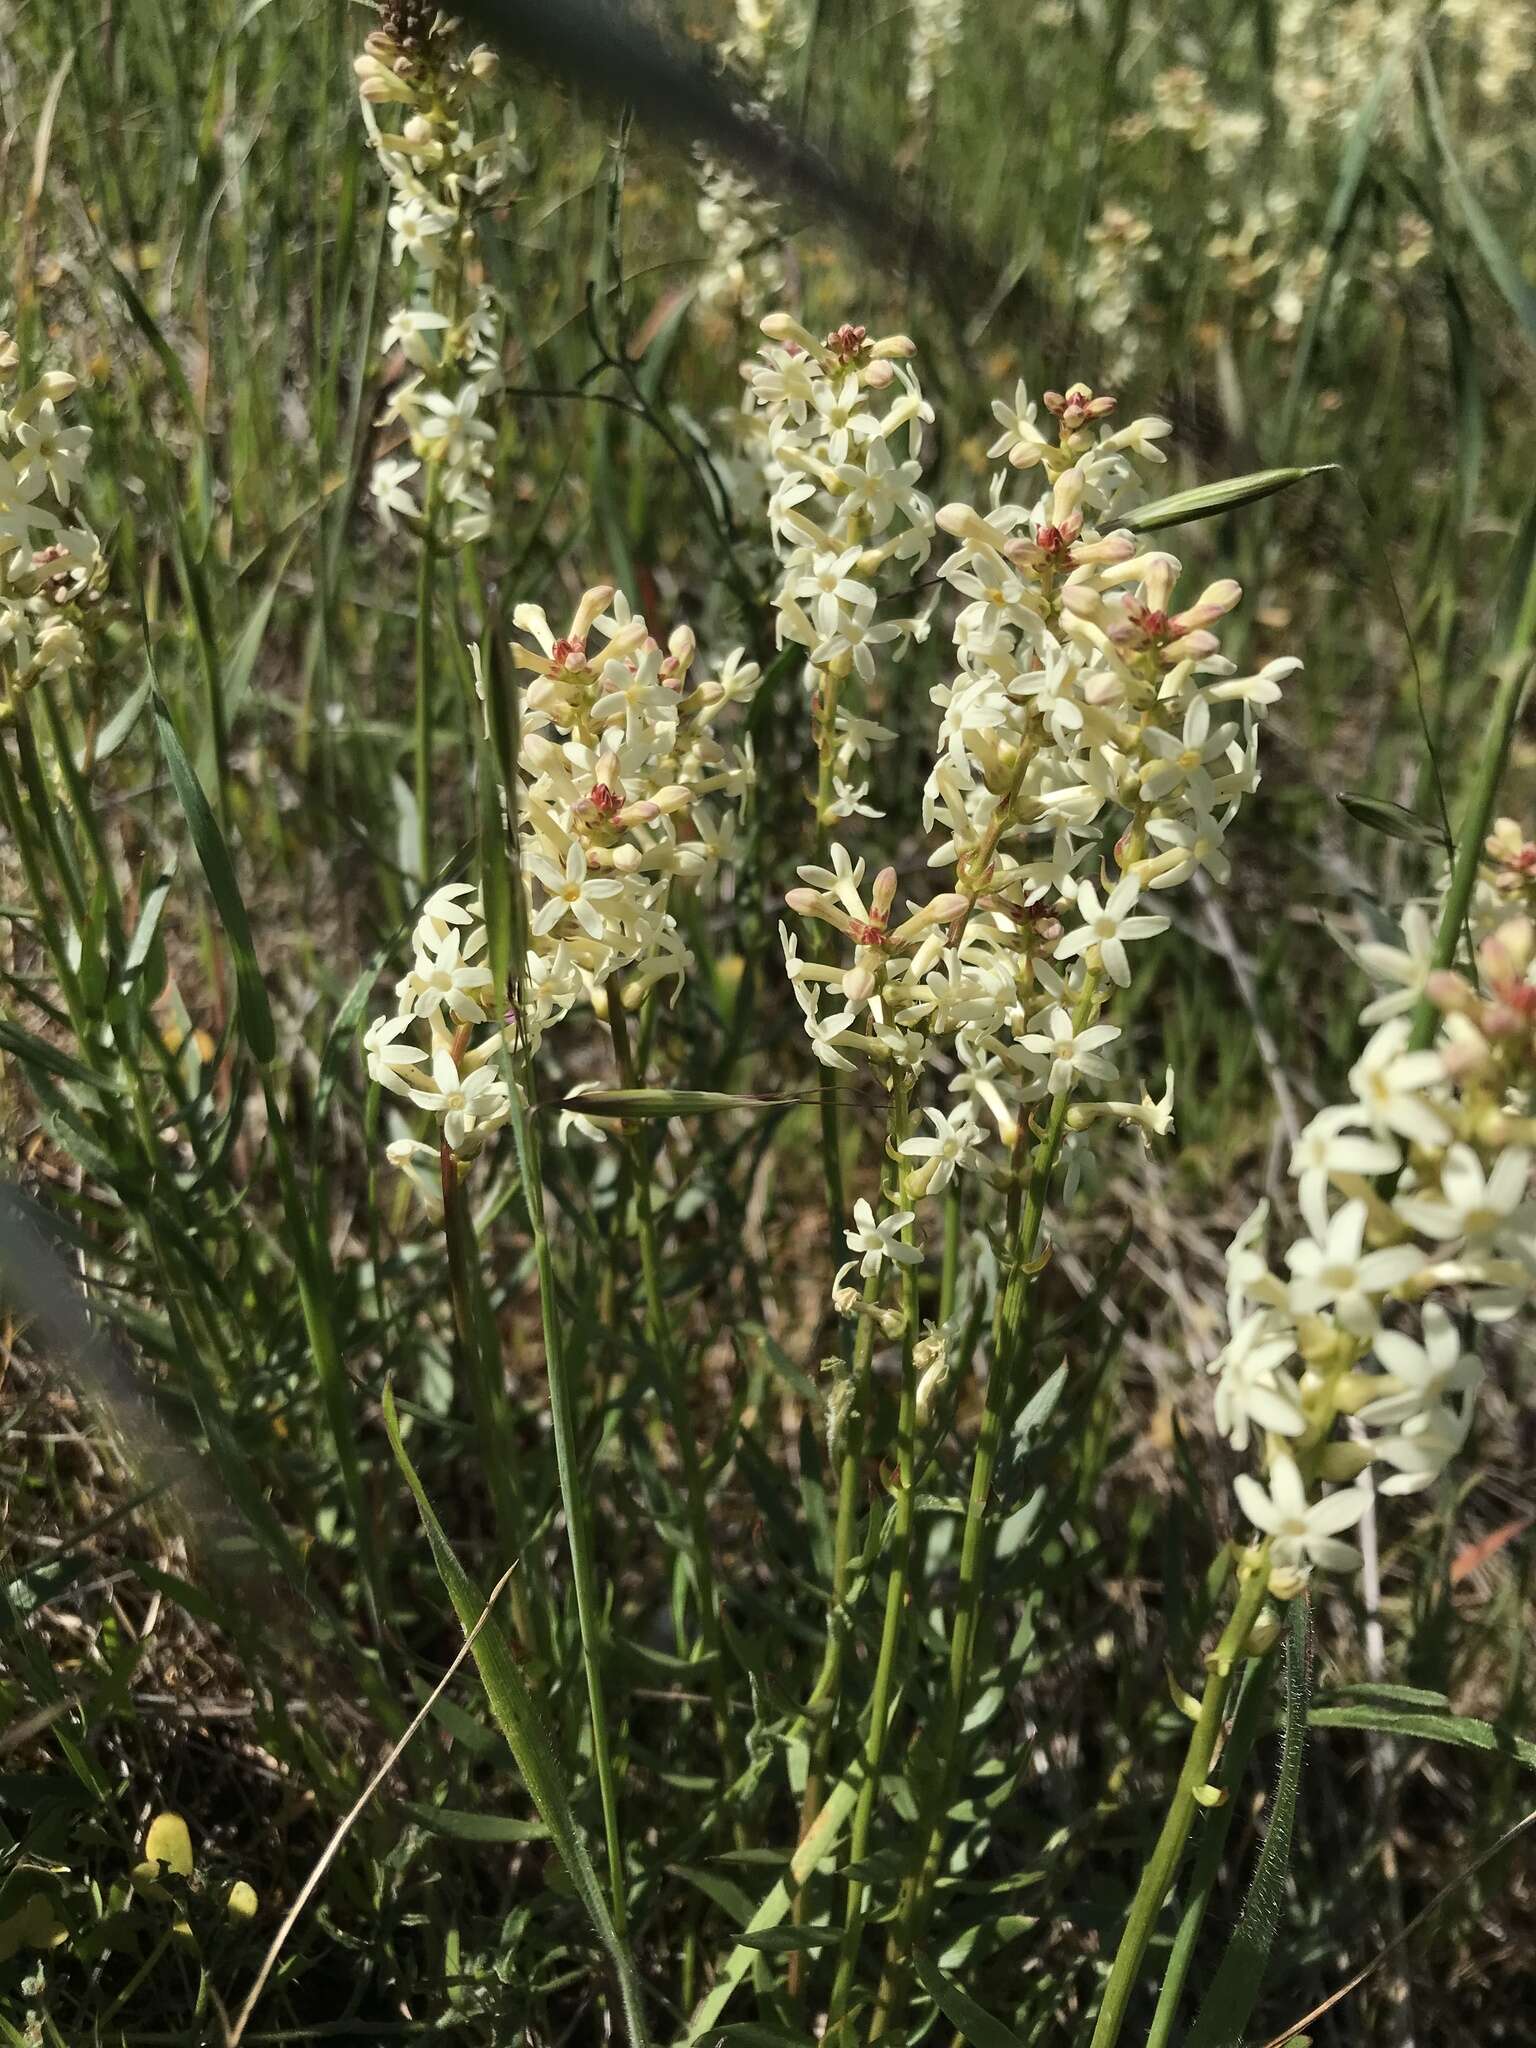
(607, 995, 741, 1806)
(365, 583, 761, 1930)
(507, 1074, 631, 1932)
(1087, 1549, 1277, 2048)
(826, 1086, 923, 2032)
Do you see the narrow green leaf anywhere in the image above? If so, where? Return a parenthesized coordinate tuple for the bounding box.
(89, 677, 151, 766)
(1125, 466, 1336, 533)
(1277, 63, 1399, 454)
(0, 1018, 104, 1091)
(122, 867, 178, 983)
(397, 1802, 550, 1844)
(681, 1758, 863, 2043)
(1326, 1681, 1451, 1710)
(546, 1087, 799, 1121)
(709, 2027, 811, 2047)
(911, 1951, 1027, 2047)
(735, 1923, 841, 1953)
(223, 546, 299, 716)
(667, 1863, 754, 1927)
(152, 689, 276, 1066)
(383, 1389, 652, 2048)
(314, 944, 389, 1124)
(1014, 1362, 1068, 1446)
(1310, 1702, 1536, 1772)
(1184, 1598, 1313, 2048)
(1418, 51, 1536, 348)
(1336, 791, 1449, 848)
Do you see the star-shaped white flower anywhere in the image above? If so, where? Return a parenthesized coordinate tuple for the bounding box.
(1053, 874, 1169, 987)
(1360, 1302, 1482, 1427)
(898, 1104, 985, 1192)
(1019, 1005, 1122, 1095)
(843, 1198, 922, 1279)
(1234, 1455, 1370, 1573)
(1347, 1018, 1449, 1150)
(1393, 1142, 1530, 1245)
(1285, 1197, 1427, 1336)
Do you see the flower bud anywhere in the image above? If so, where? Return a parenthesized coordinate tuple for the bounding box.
(1267, 1562, 1311, 1601)
(1317, 1440, 1373, 1482)
(1244, 1609, 1282, 1657)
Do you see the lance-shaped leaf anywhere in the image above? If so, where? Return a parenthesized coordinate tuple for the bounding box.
(546, 1087, 804, 1122)
(679, 1755, 865, 2043)
(1336, 791, 1450, 849)
(1125, 465, 1336, 534)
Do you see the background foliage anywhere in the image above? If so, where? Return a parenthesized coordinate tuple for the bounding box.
(2, 0, 1535, 2041)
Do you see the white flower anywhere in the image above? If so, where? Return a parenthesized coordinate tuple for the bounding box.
(401, 926, 495, 1025)
(1019, 1006, 1122, 1095)
(1234, 1456, 1370, 1573)
(1347, 1018, 1450, 1150)
(364, 1012, 430, 1098)
(528, 841, 626, 941)
(1053, 874, 1169, 987)
(898, 1104, 985, 1192)
(1208, 1311, 1305, 1451)
(1285, 1197, 1427, 1336)
(844, 1197, 922, 1279)
(1360, 1303, 1482, 1427)
(14, 405, 91, 505)
(1288, 1104, 1399, 1212)
(385, 1137, 446, 1221)
(407, 1044, 510, 1154)
(1371, 1398, 1474, 1495)
(1357, 902, 1435, 1023)
(1392, 1142, 1530, 1244)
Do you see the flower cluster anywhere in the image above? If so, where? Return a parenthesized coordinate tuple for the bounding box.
(785, 372, 1298, 1309)
(356, 3, 517, 546)
(368, 585, 760, 1200)
(1208, 821, 1536, 1589)
(692, 0, 809, 319)
(907, 0, 966, 119)
(748, 314, 936, 824)
(0, 331, 102, 720)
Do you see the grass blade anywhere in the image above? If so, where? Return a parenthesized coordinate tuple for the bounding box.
(382, 1387, 653, 2048)
(911, 1951, 1027, 2047)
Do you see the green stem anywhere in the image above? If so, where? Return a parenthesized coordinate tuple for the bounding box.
(827, 1094, 922, 2033)
(413, 473, 441, 889)
(1407, 656, 1530, 1053)
(1087, 1551, 1274, 2048)
(871, 971, 1106, 2039)
(606, 998, 739, 1804)
(1143, 1651, 1274, 2048)
(508, 1072, 629, 1934)
(811, 659, 851, 1270)
(939, 1178, 962, 1327)
(438, 1141, 538, 1658)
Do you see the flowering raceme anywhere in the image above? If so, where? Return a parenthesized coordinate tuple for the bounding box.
(367, 585, 760, 1204)
(0, 330, 102, 720)
(355, 2, 518, 546)
(1208, 819, 1536, 1589)
(692, 0, 809, 318)
(782, 365, 1300, 1320)
(748, 315, 937, 826)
